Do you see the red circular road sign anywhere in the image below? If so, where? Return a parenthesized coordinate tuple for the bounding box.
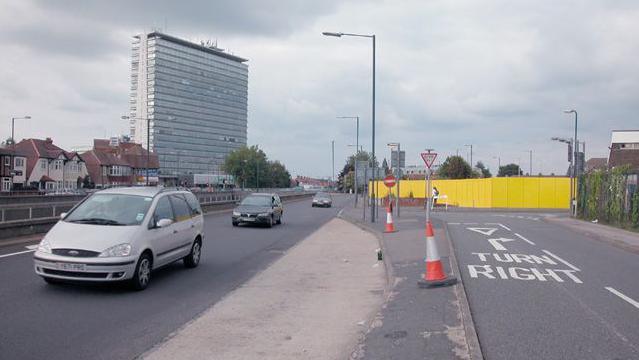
(383, 175, 396, 188)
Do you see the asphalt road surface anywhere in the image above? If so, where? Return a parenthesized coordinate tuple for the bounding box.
(0, 195, 349, 360)
(437, 211, 639, 360)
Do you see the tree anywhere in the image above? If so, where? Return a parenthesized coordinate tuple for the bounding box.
(437, 156, 473, 179)
(223, 145, 291, 188)
(476, 161, 492, 178)
(337, 151, 378, 192)
(382, 158, 390, 175)
(498, 163, 523, 177)
(268, 161, 292, 188)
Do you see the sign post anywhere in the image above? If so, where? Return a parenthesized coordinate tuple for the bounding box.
(420, 150, 437, 223)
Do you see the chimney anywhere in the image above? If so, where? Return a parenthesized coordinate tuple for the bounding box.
(45, 137, 53, 144)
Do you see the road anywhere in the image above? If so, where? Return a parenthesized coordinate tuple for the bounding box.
(438, 211, 639, 360)
(0, 195, 349, 360)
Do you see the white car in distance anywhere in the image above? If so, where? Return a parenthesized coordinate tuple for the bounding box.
(33, 187, 204, 290)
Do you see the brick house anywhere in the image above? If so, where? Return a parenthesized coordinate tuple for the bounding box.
(0, 147, 28, 191)
(608, 130, 639, 173)
(13, 138, 87, 191)
(81, 138, 159, 188)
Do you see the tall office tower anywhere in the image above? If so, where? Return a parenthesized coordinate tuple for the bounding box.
(130, 31, 248, 184)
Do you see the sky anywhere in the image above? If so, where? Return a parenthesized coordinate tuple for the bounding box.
(1, 0, 638, 178)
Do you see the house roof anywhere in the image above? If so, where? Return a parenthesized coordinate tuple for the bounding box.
(608, 149, 639, 170)
(0, 147, 27, 157)
(80, 139, 159, 169)
(39, 175, 54, 182)
(585, 157, 607, 172)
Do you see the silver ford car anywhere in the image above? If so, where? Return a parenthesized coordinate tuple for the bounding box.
(33, 187, 204, 290)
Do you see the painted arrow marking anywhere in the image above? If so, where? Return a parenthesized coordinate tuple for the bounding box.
(487, 238, 515, 251)
(467, 227, 498, 236)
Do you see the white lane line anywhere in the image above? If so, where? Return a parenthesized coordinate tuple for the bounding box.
(25, 245, 38, 250)
(448, 222, 461, 225)
(0, 249, 36, 259)
(542, 250, 580, 271)
(497, 223, 511, 231)
(605, 287, 639, 309)
(337, 209, 344, 217)
(514, 233, 536, 245)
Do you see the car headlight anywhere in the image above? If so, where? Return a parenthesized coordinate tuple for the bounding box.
(98, 243, 132, 257)
(37, 239, 52, 254)
(258, 212, 271, 217)
(233, 211, 241, 216)
(313, 199, 318, 202)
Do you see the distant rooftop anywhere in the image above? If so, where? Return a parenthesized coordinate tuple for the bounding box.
(137, 31, 248, 63)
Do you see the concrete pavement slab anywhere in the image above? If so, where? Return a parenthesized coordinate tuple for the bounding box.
(340, 204, 481, 360)
(143, 217, 386, 360)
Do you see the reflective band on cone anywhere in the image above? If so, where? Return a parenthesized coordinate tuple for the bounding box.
(418, 220, 457, 288)
(384, 206, 397, 233)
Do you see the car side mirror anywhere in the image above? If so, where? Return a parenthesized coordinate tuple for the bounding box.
(156, 218, 173, 228)
(60, 212, 67, 219)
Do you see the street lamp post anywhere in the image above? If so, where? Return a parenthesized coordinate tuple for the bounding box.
(387, 142, 401, 217)
(465, 144, 473, 168)
(338, 116, 360, 206)
(323, 31, 376, 222)
(564, 109, 578, 216)
(527, 150, 533, 175)
(331, 140, 335, 185)
(122, 115, 152, 186)
(492, 156, 501, 175)
(10, 116, 31, 145)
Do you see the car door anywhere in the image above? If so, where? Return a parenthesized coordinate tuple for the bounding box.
(184, 192, 204, 235)
(169, 194, 195, 259)
(149, 195, 177, 267)
(273, 195, 283, 221)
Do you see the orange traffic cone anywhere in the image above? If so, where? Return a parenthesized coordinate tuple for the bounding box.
(384, 205, 397, 233)
(418, 221, 457, 288)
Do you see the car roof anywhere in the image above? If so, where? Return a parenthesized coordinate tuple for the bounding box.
(249, 192, 277, 197)
(97, 186, 189, 197)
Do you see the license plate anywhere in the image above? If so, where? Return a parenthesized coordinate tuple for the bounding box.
(242, 217, 255, 222)
(56, 262, 86, 271)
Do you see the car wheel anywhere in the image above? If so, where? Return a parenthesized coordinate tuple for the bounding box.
(232, 221, 239, 227)
(184, 238, 202, 268)
(131, 253, 152, 291)
(267, 215, 273, 228)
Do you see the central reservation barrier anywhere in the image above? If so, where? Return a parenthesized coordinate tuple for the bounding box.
(370, 177, 571, 209)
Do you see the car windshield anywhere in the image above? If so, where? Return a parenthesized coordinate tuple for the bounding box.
(240, 195, 272, 207)
(315, 193, 330, 199)
(64, 194, 153, 226)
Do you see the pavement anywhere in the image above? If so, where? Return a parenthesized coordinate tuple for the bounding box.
(0, 194, 354, 360)
(143, 217, 386, 360)
(437, 210, 639, 360)
(339, 201, 481, 360)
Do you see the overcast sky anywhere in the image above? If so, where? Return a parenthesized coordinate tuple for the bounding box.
(1, 0, 637, 178)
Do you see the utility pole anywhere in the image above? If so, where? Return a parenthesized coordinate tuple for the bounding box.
(465, 144, 473, 167)
(331, 140, 335, 186)
(529, 150, 533, 176)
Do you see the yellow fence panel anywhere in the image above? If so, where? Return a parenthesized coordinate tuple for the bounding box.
(370, 177, 570, 209)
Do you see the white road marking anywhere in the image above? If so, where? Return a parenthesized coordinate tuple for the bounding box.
(0, 249, 36, 259)
(448, 222, 461, 225)
(25, 245, 38, 250)
(542, 250, 580, 271)
(514, 233, 536, 245)
(605, 287, 639, 309)
(337, 209, 344, 217)
(487, 238, 515, 251)
(467, 227, 498, 236)
(497, 223, 511, 231)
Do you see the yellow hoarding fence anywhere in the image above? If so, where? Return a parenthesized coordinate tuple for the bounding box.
(370, 177, 570, 209)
